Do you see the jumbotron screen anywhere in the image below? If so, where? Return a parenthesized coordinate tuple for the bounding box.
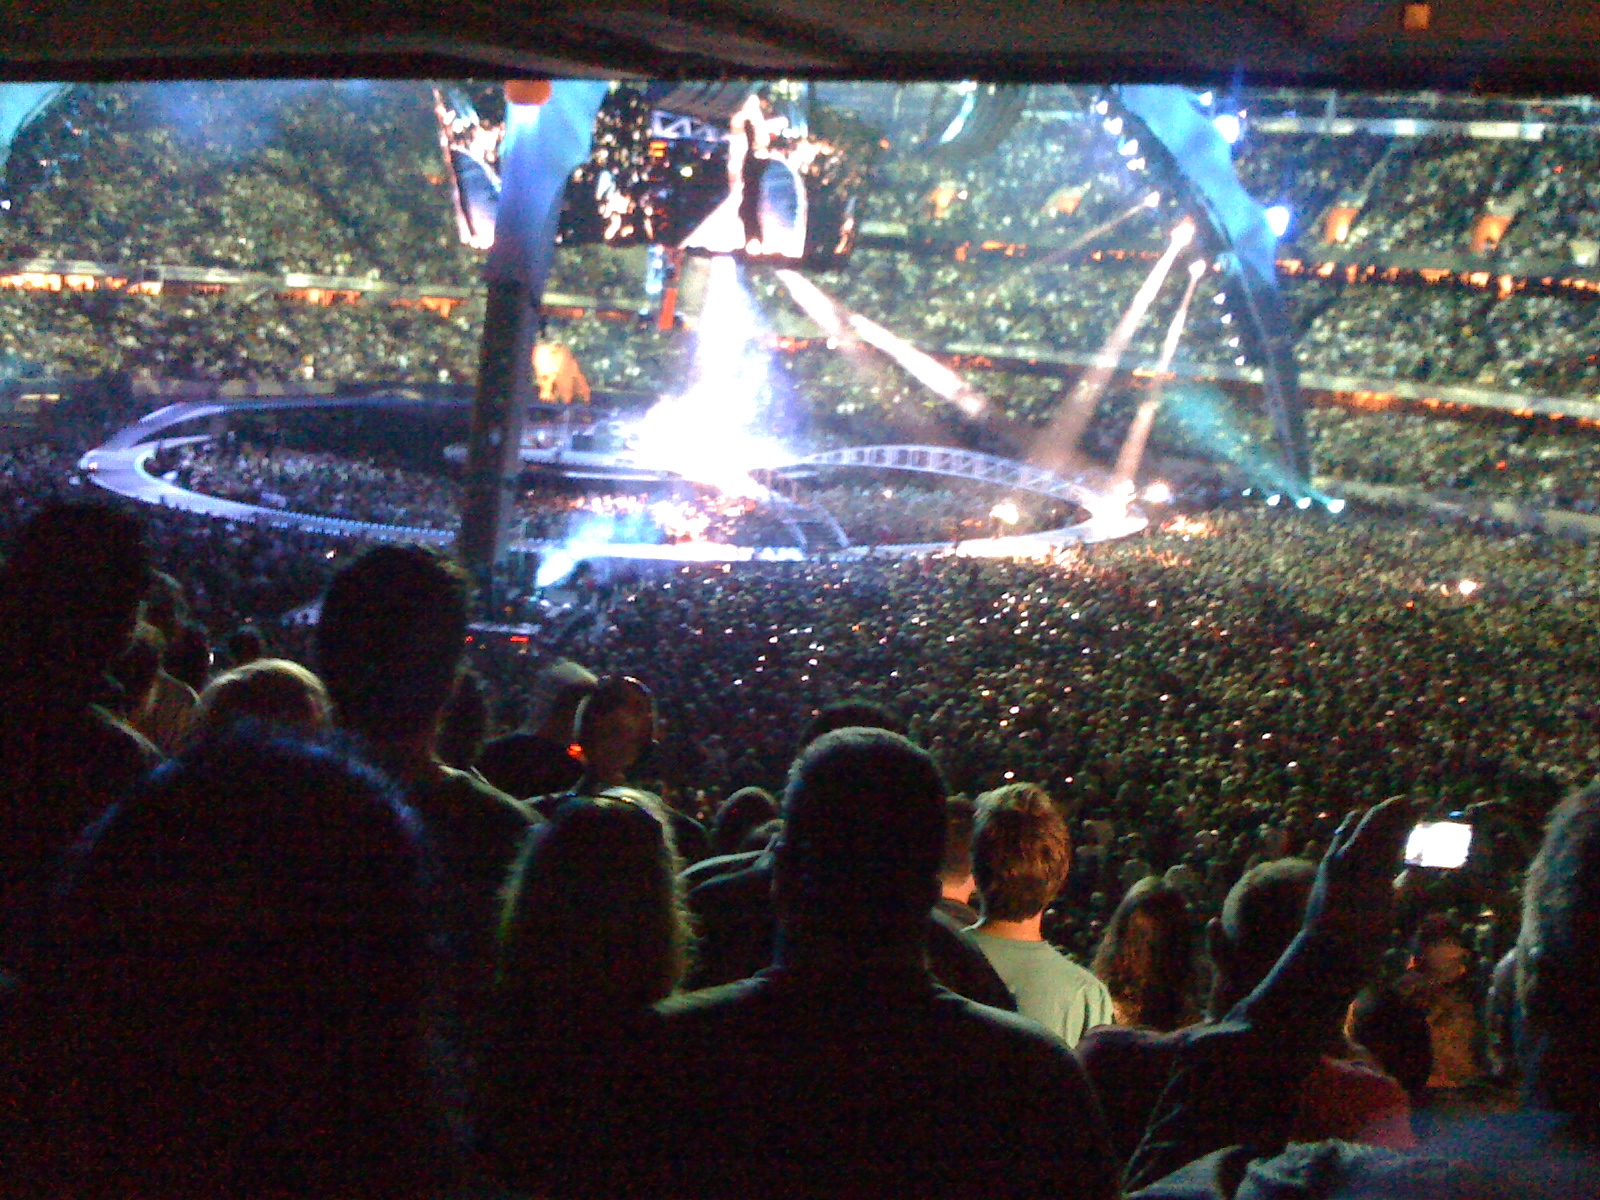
(434, 81, 880, 265)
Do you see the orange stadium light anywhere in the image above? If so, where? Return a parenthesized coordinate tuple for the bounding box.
(1324, 206, 1358, 244)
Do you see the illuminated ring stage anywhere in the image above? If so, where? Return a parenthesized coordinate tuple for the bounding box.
(82, 396, 1147, 565)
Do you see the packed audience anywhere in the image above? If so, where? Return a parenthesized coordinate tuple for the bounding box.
(0, 483, 1597, 1196)
(9, 81, 1600, 1196)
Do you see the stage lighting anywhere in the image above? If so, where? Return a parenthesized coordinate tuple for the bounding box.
(1266, 493, 1281, 507)
(990, 501, 1021, 526)
(1265, 205, 1291, 237)
(1144, 191, 1162, 207)
(1104, 117, 1124, 136)
(1144, 481, 1173, 504)
(1213, 114, 1242, 144)
(1119, 138, 1139, 156)
(1170, 220, 1196, 247)
(1295, 496, 1312, 510)
(1198, 91, 1215, 106)
(1233, 355, 1246, 365)
(1221, 313, 1233, 325)
(1128, 158, 1146, 171)
(1326, 498, 1347, 514)
(1188, 259, 1207, 279)
(1458, 579, 1481, 597)
(1213, 292, 1227, 304)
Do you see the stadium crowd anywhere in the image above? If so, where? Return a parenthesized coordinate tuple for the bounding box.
(1, 472, 1598, 1195)
(5, 82, 1600, 1197)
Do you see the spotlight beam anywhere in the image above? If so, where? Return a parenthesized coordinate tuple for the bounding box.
(1029, 220, 1194, 475)
(776, 268, 988, 417)
(981, 195, 1160, 307)
(1111, 258, 1204, 490)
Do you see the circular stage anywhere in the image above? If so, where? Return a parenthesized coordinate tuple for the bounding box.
(81, 391, 1149, 567)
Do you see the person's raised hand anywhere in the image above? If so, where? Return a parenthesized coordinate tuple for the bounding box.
(1300, 795, 1413, 959)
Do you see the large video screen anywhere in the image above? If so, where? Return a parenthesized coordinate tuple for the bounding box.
(433, 81, 879, 265)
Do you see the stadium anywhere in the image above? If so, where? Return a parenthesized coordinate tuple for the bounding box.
(6, 11, 1600, 1194)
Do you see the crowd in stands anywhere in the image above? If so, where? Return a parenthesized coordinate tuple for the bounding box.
(0, 487, 1598, 1196)
(2, 82, 479, 286)
(1, 284, 1599, 1196)
(1308, 404, 1600, 512)
(15, 80, 1600, 517)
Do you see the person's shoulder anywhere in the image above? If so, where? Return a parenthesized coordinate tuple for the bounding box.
(88, 704, 161, 769)
(688, 853, 772, 906)
(1129, 1142, 1420, 1200)
(436, 764, 537, 826)
(927, 980, 1092, 1065)
(681, 849, 763, 888)
(1056, 951, 1115, 1000)
(1078, 1023, 1180, 1062)
(1314, 1055, 1409, 1095)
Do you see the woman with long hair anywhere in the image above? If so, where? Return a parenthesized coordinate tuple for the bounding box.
(1090, 875, 1200, 1033)
(482, 795, 691, 1198)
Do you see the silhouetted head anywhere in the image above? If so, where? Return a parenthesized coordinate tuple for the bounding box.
(1208, 857, 1316, 1018)
(710, 786, 779, 858)
(0, 502, 151, 694)
(496, 795, 689, 1017)
(223, 624, 267, 668)
(796, 698, 905, 755)
(526, 659, 598, 740)
(141, 570, 188, 642)
(1091, 876, 1198, 1032)
(574, 676, 657, 783)
(109, 622, 165, 717)
(18, 723, 456, 1197)
(972, 783, 1071, 923)
(163, 622, 213, 694)
(1349, 983, 1433, 1099)
(316, 545, 471, 745)
(940, 795, 978, 897)
(775, 727, 946, 940)
(1517, 782, 1600, 1123)
(194, 658, 332, 737)
(437, 668, 490, 770)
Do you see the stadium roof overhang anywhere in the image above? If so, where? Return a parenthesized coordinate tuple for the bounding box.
(3, 0, 1600, 94)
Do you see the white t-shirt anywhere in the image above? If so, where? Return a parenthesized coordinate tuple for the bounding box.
(968, 930, 1115, 1046)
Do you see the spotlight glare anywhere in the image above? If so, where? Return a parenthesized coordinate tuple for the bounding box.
(990, 501, 1021, 526)
(1326, 498, 1347, 514)
(1105, 116, 1124, 135)
(1266, 493, 1282, 507)
(1458, 578, 1481, 597)
(1170, 220, 1196, 247)
(1213, 113, 1243, 144)
(1295, 496, 1312, 510)
(1188, 259, 1207, 279)
(1265, 205, 1292, 237)
(1144, 481, 1173, 504)
(1198, 90, 1215, 106)
(1144, 191, 1162, 208)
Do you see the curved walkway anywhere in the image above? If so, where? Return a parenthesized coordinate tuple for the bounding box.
(84, 397, 1147, 562)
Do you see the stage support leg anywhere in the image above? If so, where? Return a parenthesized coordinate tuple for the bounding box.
(458, 281, 537, 572)
(457, 80, 608, 583)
